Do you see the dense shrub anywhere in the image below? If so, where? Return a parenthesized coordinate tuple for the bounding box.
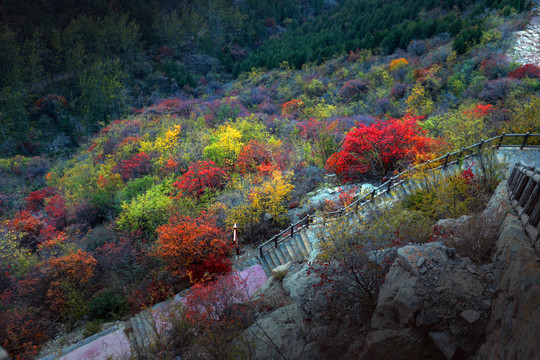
(113, 152, 152, 182)
(478, 78, 515, 103)
(155, 212, 231, 283)
(338, 79, 368, 101)
(326, 115, 439, 180)
(173, 160, 228, 198)
(88, 288, 128, 320)
(407, 40, 427, 56)
(508, 64, 540, 79)
(391, 83, 410, 99)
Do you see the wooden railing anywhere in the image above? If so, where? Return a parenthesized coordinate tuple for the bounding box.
(507, 162, 540, 243)
(258, 133, 540, 258)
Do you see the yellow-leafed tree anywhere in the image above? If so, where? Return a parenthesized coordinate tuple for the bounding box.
(227, 171, 294, 242)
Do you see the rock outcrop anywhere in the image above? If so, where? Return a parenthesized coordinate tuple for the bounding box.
(366, 241, 492, 359)
(0, 347, 9, 360)
(242, 303, 318, 360)
(510, 6, 540, 66)
(476, 213, 540, 360)
(365, 181, 540, 359)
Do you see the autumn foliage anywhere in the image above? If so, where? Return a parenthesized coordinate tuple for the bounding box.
(155, 213, 231, 283)
(114, 152, 152, 181)
(326, 115, 439, 181)
(237, 140, 273, 174)
(389, 57, 409, 71)
(173, 160, 228, 198)
(43, 250, 97, 317)
(508, 64, 540, 79)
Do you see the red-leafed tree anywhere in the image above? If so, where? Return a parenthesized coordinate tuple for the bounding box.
(155, 212, 231, 283)
(326, 114, 439, 181)
(508, 64, 540, 79)
(45, 194, 67, 230)
(9, 211, 60, 251)
(184, 273, 249, 330)
(237, 140, 273, 175)
(173, 160, 228, 199)
(114, 152, 152, 181)
(26, 187, 57, 211)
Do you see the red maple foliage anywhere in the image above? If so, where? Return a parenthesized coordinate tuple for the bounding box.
(9, 211, 57, 250)
(326, 114, 439, 181)
(0, 304, 48, 360)
(45, 194, 67, 230)
(114, 152, 152, 181)
(26, 187, 57, 211)
(173, 160, 228, 198)
(508, 64, 540, 79)
(155, 212, 231, 283)
(464, 104, 494, 117)
(280, 99, 303, 115)
(237, 140, 273, 175)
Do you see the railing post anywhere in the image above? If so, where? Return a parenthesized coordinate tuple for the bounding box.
(371, 189, 376, 203)
(443, 153, 449, 168)
(233, 223, 239, 256)
(497, 132, 505, 149)
(274, 236, 278, 249)
(387, 178, 393, 192)
(291, 225, 294, 237)
(478, 139, 484, 151)
(521, 132, 530, 149)
(259, 246, 263, 258)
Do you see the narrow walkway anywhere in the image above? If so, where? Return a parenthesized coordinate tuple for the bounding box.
(39, 265, 268, 360)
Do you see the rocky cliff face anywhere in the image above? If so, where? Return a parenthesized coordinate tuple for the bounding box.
(476, 214, 540, 359)
(364, 181, 540, 359)
(245, 181, 540, 359)
(366, 241, 492, 359)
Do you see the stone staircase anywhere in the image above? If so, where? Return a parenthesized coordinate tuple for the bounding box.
(256, 157, 482, 276)
(125, 308, 160, 358)
(258, 227, 318, 275)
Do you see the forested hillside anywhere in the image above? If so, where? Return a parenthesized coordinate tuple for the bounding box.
(1, 0, 540, 358)
(0, 0, 335, 156)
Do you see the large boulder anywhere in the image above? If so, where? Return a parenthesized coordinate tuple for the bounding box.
(367, 241, 491, 359)
(242, 304, 318, 360)
(282, 262, 331, 320)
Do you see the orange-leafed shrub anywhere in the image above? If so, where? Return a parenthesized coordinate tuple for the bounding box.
(237, 140, 273, 175)
(280, 99, 304, 115)
(44, 250, 97, 316)
(389, 57, 409, 71)
(155, 213, 231, 283)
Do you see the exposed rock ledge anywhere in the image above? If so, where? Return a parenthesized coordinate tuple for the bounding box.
(365, 181, 540, 359)
(244, 181, 540, 359)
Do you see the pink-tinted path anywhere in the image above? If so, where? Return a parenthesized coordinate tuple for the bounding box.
(47, 264, 268, 360)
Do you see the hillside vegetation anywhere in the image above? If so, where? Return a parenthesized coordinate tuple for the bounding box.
(1, 1, 540, 358)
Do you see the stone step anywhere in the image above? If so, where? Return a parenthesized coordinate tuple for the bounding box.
(260, 256, 272, 276)
(140, 309, 159, 349)
(281, 239, 296, 261)
(289, 235, 304, 259)
(129, 315, 143, 356)
(266, 248, 280, 269)
(134, 313, 149, 355)
(273, 244, 287, 265)
(292, 233, 308, 257)
(301, 229, 314, 254)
